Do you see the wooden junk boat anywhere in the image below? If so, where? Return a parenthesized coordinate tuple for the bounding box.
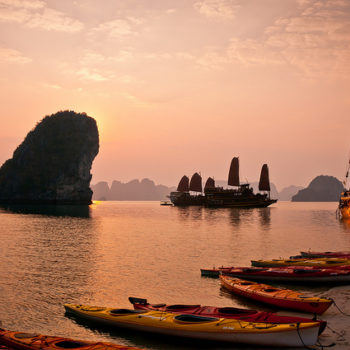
(64, 303, 320, 347)
(168, 173, 205, 206)
(169, 157, 277, 208)
(0, 328, 141, 350)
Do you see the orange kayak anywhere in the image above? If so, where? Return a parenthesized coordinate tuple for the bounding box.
(220, 275, 333, 315)
(0, 328, 142, 350)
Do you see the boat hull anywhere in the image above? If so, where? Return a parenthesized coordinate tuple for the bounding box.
(0, 328, 141, 350)
(220, 267, 350, 284)
(169, 192, 204, 206)
(220, 276, 333, 315)
(64, 304, 320, 347)
(129, 297, 327, 334)
(340, 207, 350, 219)
(300, 251, 350, 258)
(251, 257, 350, 268)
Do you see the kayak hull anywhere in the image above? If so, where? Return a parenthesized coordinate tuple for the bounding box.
(300, 251, 350, 258)
(0, 328, 141, 350)
(129, 297, 327, 334)
(251, 257, 350, 268)
(64, 304, 320, 347)
(221, 267, 350, 284)
(220, 275, 333, 315)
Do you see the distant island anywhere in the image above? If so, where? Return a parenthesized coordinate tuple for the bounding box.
(292, 175, 343, 202)
(91, 179, 176, 201)
(0, 110, 99, 204)
(91, 179, 302, 201)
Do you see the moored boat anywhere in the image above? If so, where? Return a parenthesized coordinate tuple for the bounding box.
(169, 158, 277, 208)
(0, 328, 141, 350)
(337, 158, 350, 219)
(169, 174, 205, 206)
(64, 303, 320, 347)
(221, 266, 350, 284)
(251, 257, 350, 268)
(220, 275, 333, 314)
(200, 266, 233, 277)
(129, 297, 327, 334)
(204, 159, 277, 208)
(338, 191, 350, 219)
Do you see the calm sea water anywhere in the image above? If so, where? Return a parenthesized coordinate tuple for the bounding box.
(0, 201, 349, 350)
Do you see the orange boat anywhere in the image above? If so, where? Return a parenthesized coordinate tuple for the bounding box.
(337, 159, 350, 219)
(0, 328, 142, 350)
(220, 275, 333, 315)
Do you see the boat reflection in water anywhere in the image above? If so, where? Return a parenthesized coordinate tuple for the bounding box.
(169, 157, 277, 208)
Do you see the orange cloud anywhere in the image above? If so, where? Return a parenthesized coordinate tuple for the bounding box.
(0, 0, 83, 32)
(194, 0, 240, 19)
(0, 47, 31, 64)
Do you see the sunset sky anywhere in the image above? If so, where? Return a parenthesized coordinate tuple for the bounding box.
(1, 0, 349, 191)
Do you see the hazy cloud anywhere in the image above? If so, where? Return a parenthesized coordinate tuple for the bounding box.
(0, 47, 31, 63)
(77, 67, 111, 82)
(0, 0, 45, 9)
(89, 18, 142, 40)
(194, 0, 240, 19)
(0, 0, 83, 32)
(220, 0, 350, 79)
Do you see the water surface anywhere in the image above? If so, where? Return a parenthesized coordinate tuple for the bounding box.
(0, 201, 349, 349)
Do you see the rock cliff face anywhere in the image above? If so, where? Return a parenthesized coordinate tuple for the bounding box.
(0, 110, 99, 204)
(292, 175, 343, 202)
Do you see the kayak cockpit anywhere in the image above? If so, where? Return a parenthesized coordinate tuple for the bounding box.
(174, 314, 218, 323)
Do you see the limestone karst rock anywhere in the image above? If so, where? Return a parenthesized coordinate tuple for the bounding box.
(0, 110, 99, 204)
(291, 175, 343, 202)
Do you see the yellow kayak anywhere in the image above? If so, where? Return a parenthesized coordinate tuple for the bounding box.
(251, 257, 350, 267)
(64, 303, 320, 347)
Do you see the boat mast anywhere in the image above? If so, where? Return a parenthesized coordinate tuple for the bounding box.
(343, 157, 350, 191)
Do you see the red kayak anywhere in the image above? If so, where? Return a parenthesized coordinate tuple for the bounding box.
(128, 297, 327, 334)
(220, 266, 350, 283)
(220, 275, 333, 315)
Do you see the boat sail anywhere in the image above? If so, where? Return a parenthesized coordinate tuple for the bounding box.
(204, 177, 215, 190)
(228, 157, 239, 186)
(189, 172, 202, 192)
(177, 175, 189, 192)
(258, 164, 271, 192)
(169, 174, 204, 206)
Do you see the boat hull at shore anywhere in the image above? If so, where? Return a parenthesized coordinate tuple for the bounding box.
(64, 303, 320, 347)
(0, 328, 141, 350)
